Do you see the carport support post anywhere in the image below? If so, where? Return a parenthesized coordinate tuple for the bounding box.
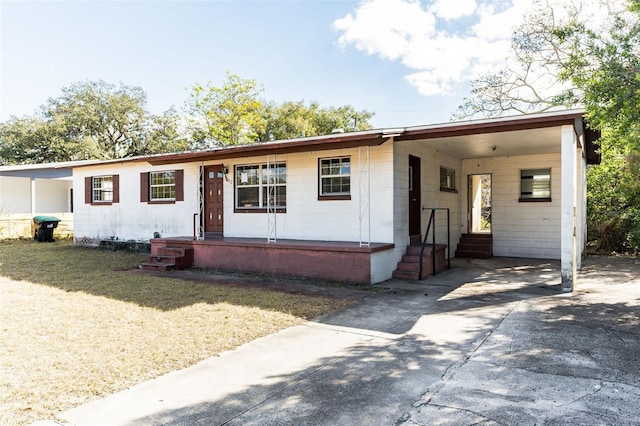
(30, 177, 37, 215)
(561, 125, 577, 292)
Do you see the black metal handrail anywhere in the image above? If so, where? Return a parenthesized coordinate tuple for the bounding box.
(419, 208, 451, 278)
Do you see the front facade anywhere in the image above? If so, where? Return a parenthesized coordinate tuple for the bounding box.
(72, 110, 598, 290)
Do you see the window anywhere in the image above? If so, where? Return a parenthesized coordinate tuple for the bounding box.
(235, 163, 286, 210)
(92, 176, 113, 202)
(440, 167, 456, 192)
(85, 175, 119, 205)
(140, 170, 184, 203)
(520, 168, 551, 201)
(150, 171, 176, 201)
(319, 157, 350, 199)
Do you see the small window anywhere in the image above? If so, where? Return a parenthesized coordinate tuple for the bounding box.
(150, 171, 176, 201)
(319, 157, 350, 199)
(86, 175, 118, 204)
(520, 168, 551, 201)
(235, 163, 286, 210)
(440, 167, 456, 192)
(92, 176, 113, 202)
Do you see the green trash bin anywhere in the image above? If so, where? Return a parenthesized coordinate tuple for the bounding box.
(33, 216, 61, 242)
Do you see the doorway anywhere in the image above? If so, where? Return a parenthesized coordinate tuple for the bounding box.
(409, 155, 421, 240)
(468, 174, 492, 233)
(204, 165, 224, 234)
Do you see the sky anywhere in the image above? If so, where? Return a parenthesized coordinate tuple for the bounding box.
(0, 0, 559, 128)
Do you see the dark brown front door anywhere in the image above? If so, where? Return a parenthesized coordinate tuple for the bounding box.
(205, 165, 224, 233)
(409, 155, 421, 237)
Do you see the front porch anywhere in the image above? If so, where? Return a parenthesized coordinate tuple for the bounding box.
(147, 236, 395, 285)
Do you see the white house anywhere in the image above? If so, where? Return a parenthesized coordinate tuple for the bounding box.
(71, 110, 600, 291)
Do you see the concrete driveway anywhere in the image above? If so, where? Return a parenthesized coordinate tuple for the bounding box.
(44, 256, 640, 425)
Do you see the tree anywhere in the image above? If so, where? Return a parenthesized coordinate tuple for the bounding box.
(44, 80, 149, 159)
(145, 108, 191, 154)
(0, 80, 188, 164)
(255, 101, 374, 141)
(185, 72, 263, 148)
(558, 0, 640, 252)
(455, 0, 625, 119)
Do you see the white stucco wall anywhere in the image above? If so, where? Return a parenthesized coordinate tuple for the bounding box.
(73, 162, 199, 244)
(73, 144, 396, 246)
(0, 176, 31, 213)
(222, 143, 395, 243)
(34, 179, 72, 213)
(462, 153, 562, 259)
(1, 176, 71, 214)
(394, 141, 463, 248)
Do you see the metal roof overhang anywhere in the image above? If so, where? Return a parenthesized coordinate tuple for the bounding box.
(391, 111, 601, 162)
(395, 111, 584, 141)
(147, 133, 389, 166)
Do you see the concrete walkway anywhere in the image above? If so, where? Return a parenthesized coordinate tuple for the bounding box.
(41, 256, 640, 425)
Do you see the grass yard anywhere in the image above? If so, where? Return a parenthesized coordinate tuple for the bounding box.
(0, 240, 351, 426)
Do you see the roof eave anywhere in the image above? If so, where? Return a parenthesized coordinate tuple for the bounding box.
(395, 111, 585, 142)
(147, 133, 388, 165)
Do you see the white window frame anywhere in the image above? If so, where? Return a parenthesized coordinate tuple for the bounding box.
(150, 170, 176, 201)
(235, 163, 287, 210)
(520, 168, 551, 201)
(319, 156, 351, 198)
(92, 175, 113, 202)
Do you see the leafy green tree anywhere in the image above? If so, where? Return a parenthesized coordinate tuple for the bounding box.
(0, 80, 188, 164)
(557, 0, 640, 200)
(0, 115, 94, 164)
(557, 0, 640, 252)
(255, 101, 374, 141)
(145, 108, 191, 154)
(44, 80, 148, 159)
(185, 72, 263, 147)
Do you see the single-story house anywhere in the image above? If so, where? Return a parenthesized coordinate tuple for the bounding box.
(70, 109, 600, 291)
(0, 161, 85, 239)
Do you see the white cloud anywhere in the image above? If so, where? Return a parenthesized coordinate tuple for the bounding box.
(333, 0, 436, 61)
(333, 0, 624, 98)
(472, 0, 530, 40)
(430, 0, 477, 20)
(333, 0, 528, 96)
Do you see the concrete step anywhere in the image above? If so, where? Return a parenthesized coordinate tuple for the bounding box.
(457, 234, 492, 259)
(392, 269, 420, 280)
(149, 255, 178, 264)
(150, 247, 194, 270)
(140, 262, 175, 271)
(406, 244, 447, 256)
(158, 247, 193, 257)
(455, 249, 491, 259)
(397, 261, 420, 272)
(460, 233, 492, 240)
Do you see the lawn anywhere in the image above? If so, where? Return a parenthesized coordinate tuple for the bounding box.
(0, 240, 351, 426)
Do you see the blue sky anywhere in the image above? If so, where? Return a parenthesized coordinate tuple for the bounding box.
(1, 0, 540, 128)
